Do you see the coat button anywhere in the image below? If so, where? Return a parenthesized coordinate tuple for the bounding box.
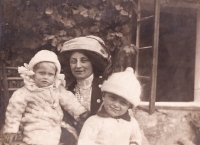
(74, 121, 77, 125)
(99, 76, 102, 78)
(97, 99, 101, 103)
(61, 121, 66, 127)
(98, 84, 102, 88)
(52, 103, 58, 109)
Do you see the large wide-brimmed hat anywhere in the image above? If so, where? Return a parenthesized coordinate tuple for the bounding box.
(60, 35, 111, 76)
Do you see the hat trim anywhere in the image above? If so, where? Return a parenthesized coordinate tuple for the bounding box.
(60, 49, 109, 68)
(61, 45, 109, 59)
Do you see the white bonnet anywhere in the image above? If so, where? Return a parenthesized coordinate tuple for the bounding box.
(101, 67, 141, 107)
(18, 50, 65, 88)
(29, 50, 61, 75)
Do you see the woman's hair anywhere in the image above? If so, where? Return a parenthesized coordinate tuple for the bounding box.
(59, 50, 108, 80)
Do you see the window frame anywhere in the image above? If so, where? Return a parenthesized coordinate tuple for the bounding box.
(136, 0, 200, 113)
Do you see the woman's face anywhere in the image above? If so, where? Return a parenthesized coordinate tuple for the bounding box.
(69, 52, 93, 80)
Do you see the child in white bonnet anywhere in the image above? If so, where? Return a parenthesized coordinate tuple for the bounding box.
(3, 50, 87, 145)
(78, 67, 142, 145)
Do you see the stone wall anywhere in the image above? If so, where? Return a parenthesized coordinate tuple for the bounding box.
(134, 108, 200, 145)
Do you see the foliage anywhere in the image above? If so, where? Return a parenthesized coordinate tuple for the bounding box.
(1, 0, 137, 67)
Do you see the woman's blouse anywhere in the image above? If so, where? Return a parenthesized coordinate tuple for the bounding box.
(74, 74, 94, 111)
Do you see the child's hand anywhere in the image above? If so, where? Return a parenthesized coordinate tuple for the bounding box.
(78, 111, 89, 127)
(61, 121, 78, 140)
(80, 111, 89, 120)
(4, 133, 18, 144)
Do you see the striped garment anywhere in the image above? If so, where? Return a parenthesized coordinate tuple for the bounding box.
(3, 85, 86, 145)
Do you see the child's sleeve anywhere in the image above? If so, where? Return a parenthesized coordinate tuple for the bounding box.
(78, 116, 99, 145)
(130, 118, 142, 145)
(3, 89, 27, 133)
(59, 86, 87, 121)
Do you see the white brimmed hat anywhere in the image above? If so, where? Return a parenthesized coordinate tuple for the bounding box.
(61, 35, 110, 60)
(101, 67, 141, 107)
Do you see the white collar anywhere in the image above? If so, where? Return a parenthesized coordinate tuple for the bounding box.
(76, 74, 94, 90)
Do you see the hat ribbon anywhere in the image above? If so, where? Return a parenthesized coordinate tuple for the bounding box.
(54, 74, 66, 88)
(18, 63, 35, 76)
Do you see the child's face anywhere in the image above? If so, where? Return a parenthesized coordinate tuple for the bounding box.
(103, 92, 131, 117)
(33, 62, 56, 88)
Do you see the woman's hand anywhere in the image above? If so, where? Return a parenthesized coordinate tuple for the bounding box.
(61, 121, 78, 140)
(4, 133, 18, 144)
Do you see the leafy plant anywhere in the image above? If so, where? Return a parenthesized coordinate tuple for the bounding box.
(1, 0, 138, 67)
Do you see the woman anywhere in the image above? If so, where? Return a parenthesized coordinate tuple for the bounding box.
(59, 35, 111, 144)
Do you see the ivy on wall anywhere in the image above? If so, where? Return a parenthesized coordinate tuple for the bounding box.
(1, 0, 138, 67)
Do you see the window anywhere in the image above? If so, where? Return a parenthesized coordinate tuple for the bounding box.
(136, 1, 200, 107)
(156, 9, 195, 102)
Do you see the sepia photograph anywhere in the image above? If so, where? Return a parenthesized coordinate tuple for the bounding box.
(0, 0, 200, 145)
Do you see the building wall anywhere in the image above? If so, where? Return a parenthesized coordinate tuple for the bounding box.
(134, 108, 200, 145)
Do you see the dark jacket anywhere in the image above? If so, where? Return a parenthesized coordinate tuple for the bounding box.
(68, 76, 103, 116)
(60, 76, 104, 143)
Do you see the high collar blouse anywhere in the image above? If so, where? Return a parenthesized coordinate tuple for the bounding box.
(74, 74, 94, 111)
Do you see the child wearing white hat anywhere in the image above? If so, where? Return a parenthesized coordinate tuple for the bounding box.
(78, 67, 142, 145)
(3, 50, 87, 145)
